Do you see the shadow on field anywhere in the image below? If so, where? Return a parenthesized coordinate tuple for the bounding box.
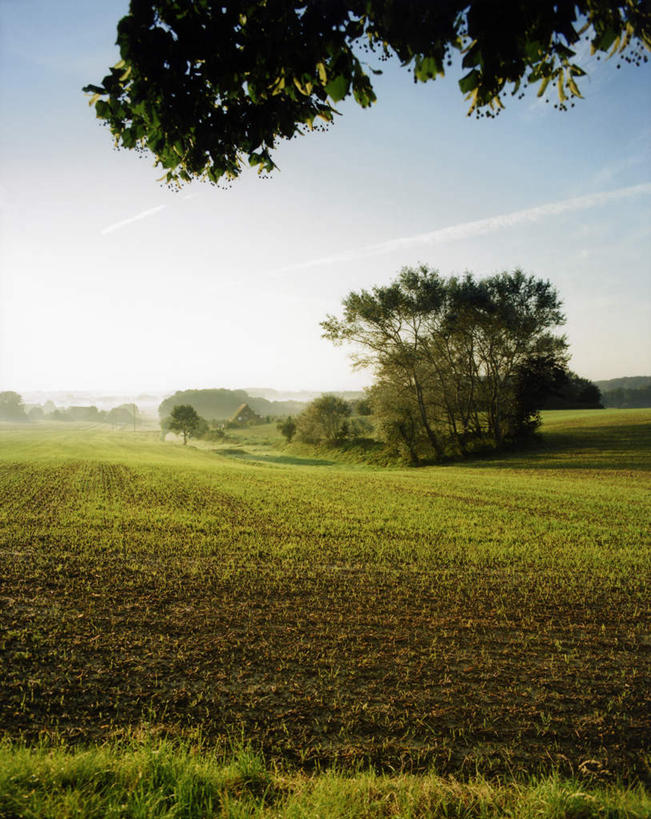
(215, 448, 336, 467)
(466, 422, 651, 471)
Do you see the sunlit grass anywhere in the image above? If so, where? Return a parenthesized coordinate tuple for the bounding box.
(1, 411, 648, 571)
(1, 737, 648, 818)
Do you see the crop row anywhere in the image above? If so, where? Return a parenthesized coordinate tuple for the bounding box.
(0, 417, 649, 779)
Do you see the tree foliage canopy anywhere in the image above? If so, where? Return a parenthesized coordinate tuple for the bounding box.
(296, 394, 352, 444)
(166, 404, 205, 444)
(0, 392, 27, 423)
(323, 266, 568, 461)
(277, 415, 297, 443)
(85, 1, 649, 186)
(541, 371, 603, 409)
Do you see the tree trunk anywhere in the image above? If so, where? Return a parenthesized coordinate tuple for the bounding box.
(414, 380, 442, 458)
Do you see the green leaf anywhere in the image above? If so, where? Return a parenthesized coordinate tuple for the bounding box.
(353, 85, 376, 107)
(458, 70, 479, 94)
(325, 75, 349, 103)
(95, 100, 110, 118)
(592, 27, 618, 53)
(414, 56, 440, 82)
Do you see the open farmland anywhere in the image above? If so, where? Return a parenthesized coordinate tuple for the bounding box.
(0, 410, 649, 785)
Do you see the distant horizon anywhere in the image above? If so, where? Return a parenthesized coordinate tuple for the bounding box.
(11, 373, 651, 404)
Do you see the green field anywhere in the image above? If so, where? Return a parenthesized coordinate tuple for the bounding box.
(1, 409, 649, 813)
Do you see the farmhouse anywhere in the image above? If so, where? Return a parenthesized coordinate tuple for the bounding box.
(229, 402, 261, 426)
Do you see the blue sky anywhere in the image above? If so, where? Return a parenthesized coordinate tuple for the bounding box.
(1, 0, 650, 393)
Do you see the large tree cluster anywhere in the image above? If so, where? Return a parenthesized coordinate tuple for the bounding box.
(85, 1, 650, 186)
(322, 267, 568, 463)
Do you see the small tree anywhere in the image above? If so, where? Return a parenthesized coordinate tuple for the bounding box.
(277, 416, 297, 443)
(296, 395, 352, 444)
(167, 404, 204, 445)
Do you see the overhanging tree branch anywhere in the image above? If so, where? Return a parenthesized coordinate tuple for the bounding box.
(84, 1, 650, 187)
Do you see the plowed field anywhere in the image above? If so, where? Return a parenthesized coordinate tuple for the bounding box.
(1, 410, 649, 781)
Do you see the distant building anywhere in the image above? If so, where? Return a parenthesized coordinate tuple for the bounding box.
(228, 403, 261, 426)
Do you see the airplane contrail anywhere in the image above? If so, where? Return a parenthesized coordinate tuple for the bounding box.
(101, 204, 167, 235)
(100, 190, 201, 235)
(270, 182, 651, 275)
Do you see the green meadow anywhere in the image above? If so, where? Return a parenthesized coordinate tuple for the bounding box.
(0, 409, 649, 816)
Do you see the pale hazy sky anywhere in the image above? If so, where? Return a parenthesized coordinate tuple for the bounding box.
(1, 1, 650, 393)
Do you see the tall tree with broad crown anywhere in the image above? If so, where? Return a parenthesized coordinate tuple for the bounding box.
(322, 266, 568, 458)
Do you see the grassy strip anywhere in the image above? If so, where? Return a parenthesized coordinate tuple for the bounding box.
(0, 738, 648, 818)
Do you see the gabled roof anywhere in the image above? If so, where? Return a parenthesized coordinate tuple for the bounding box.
(228, 402, 260, 424)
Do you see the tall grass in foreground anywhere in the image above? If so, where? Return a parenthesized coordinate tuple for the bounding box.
(0, 737, 648, 818)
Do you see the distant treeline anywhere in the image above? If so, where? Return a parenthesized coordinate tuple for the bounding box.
(38, 404, 138, 425)
(601, 385, 651, 409)
(595, 376, 651, 392)
(158, 389, 306, 421)
(592, 376, 651, 408)
(0, 392, 138, 425)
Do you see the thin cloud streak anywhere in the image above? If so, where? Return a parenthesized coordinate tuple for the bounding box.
(101, 204, 167, 235)
(270, 182, 651, 275)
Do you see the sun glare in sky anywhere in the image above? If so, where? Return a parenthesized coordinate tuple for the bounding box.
(1, 1, 650, 393)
